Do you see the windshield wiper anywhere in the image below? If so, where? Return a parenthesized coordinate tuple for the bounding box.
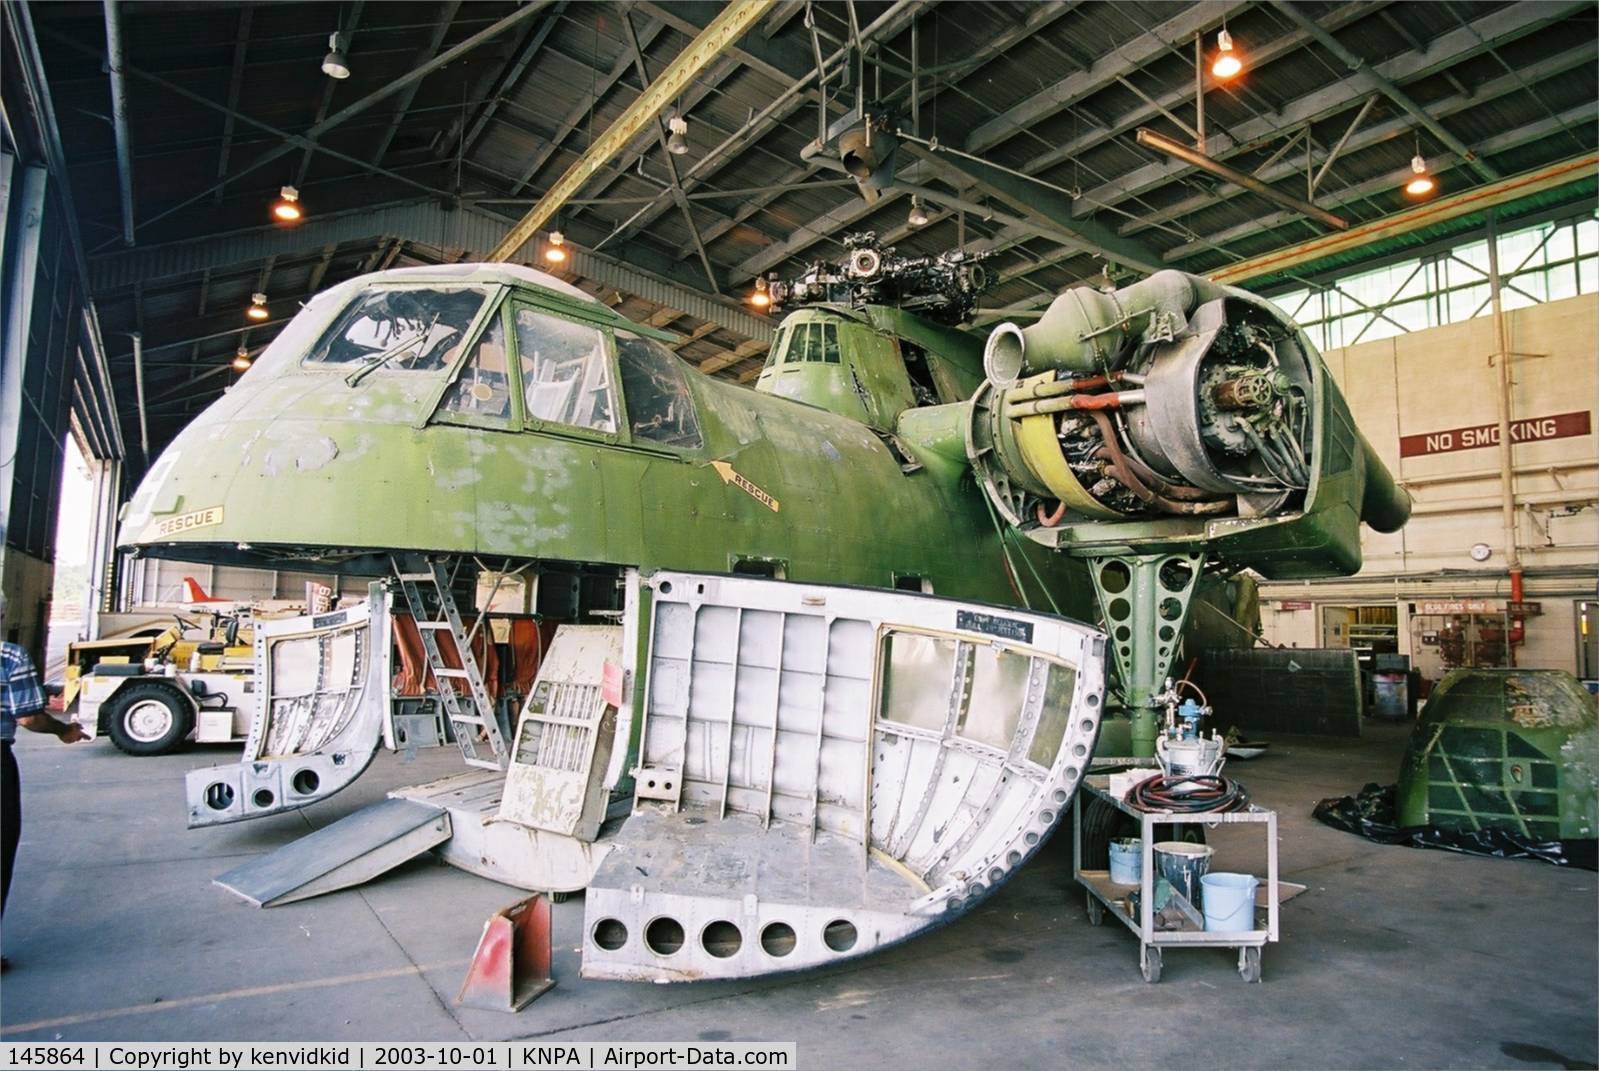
(344, 314, 439, 386)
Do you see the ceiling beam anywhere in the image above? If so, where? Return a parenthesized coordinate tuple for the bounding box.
(1122, 42, 1596, 240)
(1175, 118, 1598, 266)
(106, 1, 551, 243)
(454, 2, 566, 161)
(506, 19, 670, 195)
(1013, 0, 1382, 183)
(1076, 1, 1577, 219)
(84, 199, 773, 340)
(594, 0, 922, 250)
(962, 1, 1250, 157)
(1269, 0, 1499, 183)
(370, 2, 462, 168)
(213, 7, 252, 204)
(294, 2, 364, 188)
(700, 339, 767, 375)
(485, 0, 770, 262)
(900, 143, 1165, 272)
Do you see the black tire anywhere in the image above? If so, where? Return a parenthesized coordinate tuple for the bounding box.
(104, 682, 193, 756)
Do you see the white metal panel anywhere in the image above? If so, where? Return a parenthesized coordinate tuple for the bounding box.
(584, 571, 1107, 981)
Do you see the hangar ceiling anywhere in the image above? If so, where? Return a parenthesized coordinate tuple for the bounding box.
(7, 0, 1596, 466)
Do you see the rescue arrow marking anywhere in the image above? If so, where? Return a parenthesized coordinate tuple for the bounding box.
(710, 460, 780, 513)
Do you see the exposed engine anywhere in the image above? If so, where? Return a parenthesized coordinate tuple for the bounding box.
(769, 232, 994, 324)
(967, 270, 1409, 540)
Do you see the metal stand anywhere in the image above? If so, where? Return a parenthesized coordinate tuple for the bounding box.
(1072, 775, 1278, 983)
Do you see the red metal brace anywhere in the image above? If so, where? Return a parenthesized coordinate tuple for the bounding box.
(455, 893, 556, 1012)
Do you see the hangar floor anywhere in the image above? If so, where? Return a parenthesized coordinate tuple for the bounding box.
(1, 724, 1593, 1069)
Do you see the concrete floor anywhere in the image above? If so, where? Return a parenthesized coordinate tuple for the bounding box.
(1, 723, 1593, 1070)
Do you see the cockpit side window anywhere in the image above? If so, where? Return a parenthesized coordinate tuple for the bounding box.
(615, 331, 703, 449)
(763, 327, 790, 371)
(304, 287, 489, 370)
(512, 306, 617, 434)
(781, 321, 841, 365)
(437, 309, 512, 421)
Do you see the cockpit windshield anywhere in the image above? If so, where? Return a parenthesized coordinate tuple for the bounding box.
(304, 287, 490, 371)
(616, 331, 702, 449)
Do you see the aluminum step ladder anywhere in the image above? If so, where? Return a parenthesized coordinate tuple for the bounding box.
(392, 557, 508, 770)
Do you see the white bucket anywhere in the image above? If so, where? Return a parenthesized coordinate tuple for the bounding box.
(1108, 838, 1142, 884)
(1201, 872, 1259, 932)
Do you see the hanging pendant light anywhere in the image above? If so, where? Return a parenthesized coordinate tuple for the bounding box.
(246, 292, 269, 321)
(322, 33, 351, 80)
(271, 185, 302, 222)
(1212, 28, 1243, 80)
(544, 230, 568, 264)
(907, 196, 929, 227)
(666, 116, 690, 156)
(1404, 154, 1435, 197)
(749, 275, 771, 308)
(232, 346, 252, 372)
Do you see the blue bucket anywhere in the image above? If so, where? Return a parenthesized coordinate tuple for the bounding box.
(1201, 872, 1259, 932)
(1108, 838, 1142, 884)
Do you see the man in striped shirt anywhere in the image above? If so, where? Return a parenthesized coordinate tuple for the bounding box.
(2, 592, 85, 971)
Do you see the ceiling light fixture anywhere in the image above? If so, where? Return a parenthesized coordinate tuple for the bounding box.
(322, 33, 351, 80)
(544, 230, 568, 264)
(247, 292, 269, 321)
(1212, 28, 1242, 80)
(272, 185, 302, 222)
(232, 346, 252, 372)
(907, 196, 929, 227)
(666, 116, 689, 156)
(1405, 153, 1435, 197)
(749, 275, 771, 308)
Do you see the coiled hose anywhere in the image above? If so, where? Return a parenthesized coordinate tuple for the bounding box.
(1126, 774, 1250, 813)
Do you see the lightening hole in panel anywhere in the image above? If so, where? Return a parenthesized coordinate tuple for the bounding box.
(593, 918, 628, 951)
(822, 920, 858, 952)
(701, 920, 742, 959)
(760, 922, 797, 957)
(645, 917, 685, 956)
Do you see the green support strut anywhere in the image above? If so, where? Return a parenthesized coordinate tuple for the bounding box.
(1086, 552, 1205, 758)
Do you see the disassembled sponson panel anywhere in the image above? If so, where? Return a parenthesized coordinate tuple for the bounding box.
(582, 572, 1107, 981)
(186, 585, 390, 827)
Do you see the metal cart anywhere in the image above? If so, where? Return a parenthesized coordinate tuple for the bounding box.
(1071, 774, 1279, 983)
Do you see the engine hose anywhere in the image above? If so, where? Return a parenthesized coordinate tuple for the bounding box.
(1087, 411, 1232, 516)
(1126, 774, 1250, 814)
(1116, 446, 1226, 502)
(1036, 499, 1068, 526)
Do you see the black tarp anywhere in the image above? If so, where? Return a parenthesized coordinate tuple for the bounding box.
(1313, 782, 1598, 870)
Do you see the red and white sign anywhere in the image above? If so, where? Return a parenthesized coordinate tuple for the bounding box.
(1278, 600, 1314, 610)
(1399, 410, 1591, 458)
(1416, 599, 1498, 615)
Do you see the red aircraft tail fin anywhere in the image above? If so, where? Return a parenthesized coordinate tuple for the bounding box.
(182, 576, 226, 603)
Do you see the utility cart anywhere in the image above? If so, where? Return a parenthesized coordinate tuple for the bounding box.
(1071, 774, 1279, 983)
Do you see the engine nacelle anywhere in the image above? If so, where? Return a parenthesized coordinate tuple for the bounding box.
(959, 271, 1409, 578)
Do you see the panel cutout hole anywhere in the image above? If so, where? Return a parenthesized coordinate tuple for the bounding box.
(645, 917, 685, 956)
(1099, 561, 1131, 594)
(205, 783, 234, 811)
(593, 918, 628, 951)
(252, 789, 275, 808)
(292, 769, 321, 795)
(823, 920, 857, 952)
(701, 920, 742, 959)
(760, 922, 797, 957)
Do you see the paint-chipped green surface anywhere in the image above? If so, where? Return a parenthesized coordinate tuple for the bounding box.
(118, 273, 1088, 614)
